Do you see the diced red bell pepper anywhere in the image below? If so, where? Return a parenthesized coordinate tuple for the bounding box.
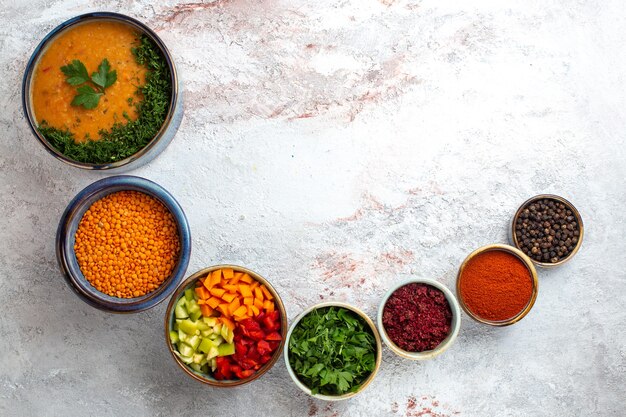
(240, 318, 262, 333)
(248, 330, 266, 341)
(265, 331, 282, 341)
(234, 341, 247, 360)
(266, 310, 279, 322)
(257, 340, 271, 356)
(240, 358, 258, 370)
(261, 315, 280, 332)
(216, 357, 233, 379)
(247, 346, 261, 362)
(268, 341, 280, 351)
(260, 354, 272, 365)
(239, 369, 255, 378)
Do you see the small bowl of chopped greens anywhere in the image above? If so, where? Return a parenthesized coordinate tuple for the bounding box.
(284, 302, 382, 401)
(22, 12, 182, 172)
(165, 265, 287, 387)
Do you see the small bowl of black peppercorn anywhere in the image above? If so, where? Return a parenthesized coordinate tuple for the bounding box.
(511, 194, 584, 267)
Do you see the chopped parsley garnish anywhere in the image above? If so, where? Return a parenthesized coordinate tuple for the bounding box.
(39, 35, 171, 164)
(288, 307, 377, 396)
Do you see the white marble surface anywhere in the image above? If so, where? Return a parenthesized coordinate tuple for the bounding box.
(1, 0, 625, 416)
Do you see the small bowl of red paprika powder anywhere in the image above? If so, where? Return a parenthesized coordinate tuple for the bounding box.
(377, 278, 461, 360)
(457, 244, 538, 326)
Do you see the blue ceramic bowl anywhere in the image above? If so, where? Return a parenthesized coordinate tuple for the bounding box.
(56, 175, 191, 313)
(22, 12, 183, 172)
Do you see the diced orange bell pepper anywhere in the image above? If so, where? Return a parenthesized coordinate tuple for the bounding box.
(233, 305, 248, 317)
(200, 304, 213, 317)
(250, 305, 260, 316)
(210, 270, 222, 287)
(217, 304, 231, 316)
(260, 285, 273, 300)
(222, 292, 236, 303)
(203, 276, 213, 291)
(222, 284, 238, 292)
(207, 297, 222, 309)
(239, 285, 253, 298)
(230, 272, 243, 285)
(210, 288, 226, 298)
(228, 298, 241, 315)
(254, 298, 264, 310)
(240, 274, 253, 284)
(195, 286, 209, 300)
(223, 268, 234, 279)
(243, 297, 253, 306)
(220, 317, 235, 331)
(253, 287, 263, 301)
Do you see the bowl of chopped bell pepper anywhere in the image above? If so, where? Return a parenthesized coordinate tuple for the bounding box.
(164, 265, 287, 386)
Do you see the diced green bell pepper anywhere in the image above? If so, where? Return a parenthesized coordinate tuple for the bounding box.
(178, 319, 198, 335)
(187, 335, 201, 351)
(217, 343, 235, 357)
(189, 310, 202, 322)
(198, 338, 218, 354)
(178, 343, 194, 357)
(174, 304, 188, 319)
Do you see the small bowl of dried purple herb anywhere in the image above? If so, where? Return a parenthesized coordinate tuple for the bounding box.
(377, 278, 461, 360)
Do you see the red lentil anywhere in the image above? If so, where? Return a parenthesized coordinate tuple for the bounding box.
(74, 190, 180, 298)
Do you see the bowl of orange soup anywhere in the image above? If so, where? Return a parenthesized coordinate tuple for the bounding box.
(22, 12, 182, 171)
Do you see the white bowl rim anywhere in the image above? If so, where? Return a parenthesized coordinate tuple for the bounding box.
(283, 301, 382, 401)
(376, 278, 461, 360)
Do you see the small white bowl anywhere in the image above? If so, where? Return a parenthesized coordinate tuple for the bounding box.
(284, 301, 382, 401)
(377, 278, 461, 360)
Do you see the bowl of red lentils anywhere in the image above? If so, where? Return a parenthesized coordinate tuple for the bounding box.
(377, 278, 461, 360)
(56, 175, 191, 313)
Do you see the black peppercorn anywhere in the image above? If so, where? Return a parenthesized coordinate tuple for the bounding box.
(514, 197, 581, 263)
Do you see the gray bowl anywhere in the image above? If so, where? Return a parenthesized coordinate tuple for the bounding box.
(22, 12, 183, 172)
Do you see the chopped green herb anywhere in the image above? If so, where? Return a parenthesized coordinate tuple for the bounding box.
(288, 307, 377, 396)
(39, 35, 172, 164)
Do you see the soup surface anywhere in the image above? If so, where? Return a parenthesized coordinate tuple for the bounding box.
(32, 20, 147, 141)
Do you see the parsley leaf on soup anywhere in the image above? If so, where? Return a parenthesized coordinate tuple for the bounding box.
(60, 60, 90, 85)
(90, 58, 117, 89)
(71, 85, 103, 109)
